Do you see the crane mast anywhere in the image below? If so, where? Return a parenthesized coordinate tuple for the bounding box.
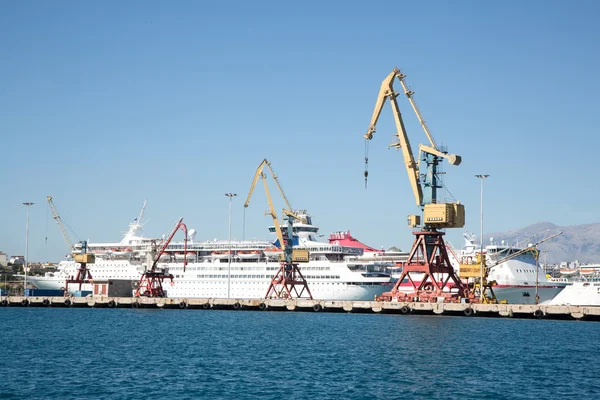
(46, 196, 75, 252)
(364, 68, 470, 303)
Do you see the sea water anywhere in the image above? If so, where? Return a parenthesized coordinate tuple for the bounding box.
(0, 308, 598, 399)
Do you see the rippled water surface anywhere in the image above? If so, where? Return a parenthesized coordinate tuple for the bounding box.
(1, 308, 599, 399)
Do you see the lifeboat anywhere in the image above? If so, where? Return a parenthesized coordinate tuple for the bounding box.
(211, 251, 233, 259)
(560, 268, 579, 276)
(92, 249, 112, 257)
(175, 252, 196, 260)
(159, 253, 171, 261)
(112, 248, 133, 257)
(263, 247, 283, 258)
(580, 268, 596, 276)
(237, 250, 262, 260)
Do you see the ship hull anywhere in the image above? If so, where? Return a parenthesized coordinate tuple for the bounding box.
(25, 260, 393, 301)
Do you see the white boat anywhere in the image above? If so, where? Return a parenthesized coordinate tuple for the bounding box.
(560, 268, 579, 276)
(25, 207, 396, 301)
(447, 233, 567, 304)
(211, 251, 233, 259)
(111, 248, 132, 257)
(579, 268, 596, 277)
(548, 279, 600, 306)
(174, 252, 196, 260)
(237, 250, 262, 260)
(262, 247, 283, 259)
(92, 249, 112, 257)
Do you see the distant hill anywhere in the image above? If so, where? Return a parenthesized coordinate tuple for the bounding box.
(483, 222, 600, 264)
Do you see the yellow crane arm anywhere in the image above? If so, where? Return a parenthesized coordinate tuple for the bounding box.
(364, 69, 423, 206)
(46, 196, 74, 251)
(395, 70, 437, 149)
(260, 172, 287, 252)
(244, 158, 293, 211)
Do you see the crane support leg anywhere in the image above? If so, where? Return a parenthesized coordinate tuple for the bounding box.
(265, 262, 313, 300)
(136, 272, 174, 298)
(377, 231, 472, 303)
(64, 263, 93, 295)
(136, 219, 187, 298)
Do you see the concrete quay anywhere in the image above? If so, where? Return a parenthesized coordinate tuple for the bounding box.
(1, 296, 598, 321)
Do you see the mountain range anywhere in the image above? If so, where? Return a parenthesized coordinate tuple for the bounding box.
(481, 222, 600, 265)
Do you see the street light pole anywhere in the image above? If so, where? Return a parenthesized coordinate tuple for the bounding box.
(225, 193, 237, 299)
(475, 175, 489, 301)
(23, 202, 34, 296)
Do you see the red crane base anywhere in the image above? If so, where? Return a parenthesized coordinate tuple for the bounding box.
(135, 272, 174, 298)
(265, 262, 313, 299)
(64, 264, 93, 294)
(377, 230, 472, 303)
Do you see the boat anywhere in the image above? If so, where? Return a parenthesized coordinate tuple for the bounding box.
(175, 252, 196, 260)
(159, 253, 171, 261)
(211, 251, 232, 259)
(112, 248, 132, 257)
(237, 250, 262, 260)
(446, 233, 567, 304)
(92, 249, 112, 257)
(25, 206, 396, 301)
(548, 279, 600, 306)
(579, 268, 596, 276)
(560, 268, 579, 276)
(262, 247, 283, 258)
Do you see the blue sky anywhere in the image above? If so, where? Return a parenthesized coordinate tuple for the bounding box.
(1, 0, 599, 262)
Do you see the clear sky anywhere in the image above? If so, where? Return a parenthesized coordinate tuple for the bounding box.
(2, 0, 599, 262)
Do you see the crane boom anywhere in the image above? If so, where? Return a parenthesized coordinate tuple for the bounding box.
(244, 158, 294, 212)
(365, 70, 422, 206)
(493, 231, 563, 267)
(151, 217, 188, 271)
(260, 173, 287, 255)
(257, 172, 307, 263)
(46, 196, 74, 252)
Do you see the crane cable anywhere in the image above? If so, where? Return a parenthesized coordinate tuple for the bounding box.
(364, 139, 369, 188)
(45, 202, 49, 244)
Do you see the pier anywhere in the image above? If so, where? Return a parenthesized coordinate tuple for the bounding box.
(1, 296, 599, 320)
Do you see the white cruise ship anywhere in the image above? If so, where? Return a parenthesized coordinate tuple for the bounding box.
(28, 209, 396, 300)
(448, 233, 567, 304)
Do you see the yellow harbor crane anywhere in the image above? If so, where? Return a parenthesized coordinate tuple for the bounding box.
(364, 68, 469, 302)
(244, 158, 311, 299)
(46, 196, 95, 293)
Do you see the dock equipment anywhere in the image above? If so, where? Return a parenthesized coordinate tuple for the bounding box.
(46, 196, 94, 293)
(65, 240, 95, 294)
(364, 68, 471, 303)
(135, 218, 188, 297)
(245, 159, 312, 299)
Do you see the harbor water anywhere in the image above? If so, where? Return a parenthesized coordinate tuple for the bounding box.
(0, 309, 598, 399)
